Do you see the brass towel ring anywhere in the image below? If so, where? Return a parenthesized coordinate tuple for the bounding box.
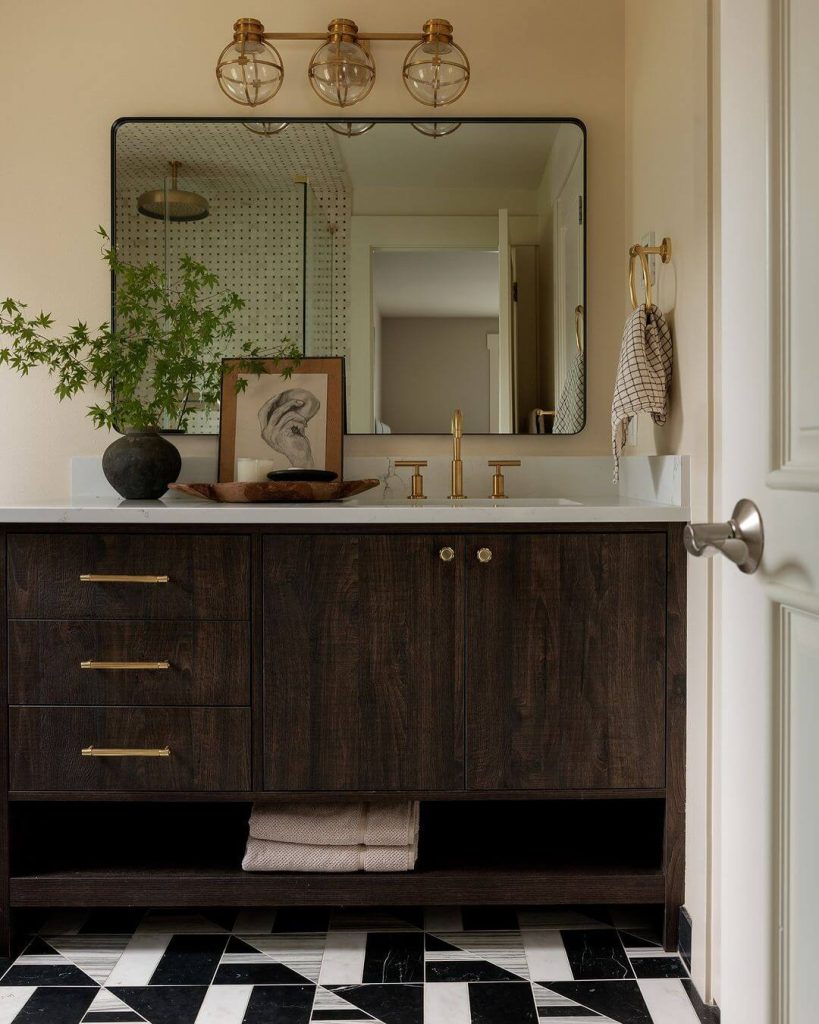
(574, 305, 584, 353)
(628, 247, 652, 309)
(628, 237, 672, 309)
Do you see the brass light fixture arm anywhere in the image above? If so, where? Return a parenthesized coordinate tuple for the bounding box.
(258, 32, 421, 41)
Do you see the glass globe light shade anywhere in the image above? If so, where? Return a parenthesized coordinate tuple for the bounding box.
(411, 121, 461, 138)
(216, 28, 284, 107)
(403, 22, 469, 107)
(308, 24, 376, 108)
(327, 121, 375, 137)
(244, 121, 289, 136)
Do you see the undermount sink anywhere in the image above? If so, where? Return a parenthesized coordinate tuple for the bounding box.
(346, 496, 582, 507)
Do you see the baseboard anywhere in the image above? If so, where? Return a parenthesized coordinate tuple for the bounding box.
(679, 905, 693, 972)
(682, 979, 720, 1023)
(678, 907, 720, 1024)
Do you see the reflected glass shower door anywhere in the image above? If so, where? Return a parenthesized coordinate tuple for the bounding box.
(304, 183, 334, 357)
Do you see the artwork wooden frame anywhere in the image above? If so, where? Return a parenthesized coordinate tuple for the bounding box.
(218, 357, 345, 482)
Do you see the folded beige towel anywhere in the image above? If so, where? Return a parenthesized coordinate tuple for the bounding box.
(248, 801, 419, 848)
(242, 837, 418, 873)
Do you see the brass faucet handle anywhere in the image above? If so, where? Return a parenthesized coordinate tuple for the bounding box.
(394, 460, 428, 500)
(487, 459, 521, 499)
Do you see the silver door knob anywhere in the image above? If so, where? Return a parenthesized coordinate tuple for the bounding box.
(684, 499, 764, 574)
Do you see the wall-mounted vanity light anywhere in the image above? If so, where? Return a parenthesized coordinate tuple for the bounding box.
(243, 120, 289, 136)
(216, 17, 470, 109)
(411, 121, 461, 138)
(327, 121, 375, 137)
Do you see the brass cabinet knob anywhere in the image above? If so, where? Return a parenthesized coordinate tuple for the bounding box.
(476, 547, 493, 563)
(439, 546, 456, 562)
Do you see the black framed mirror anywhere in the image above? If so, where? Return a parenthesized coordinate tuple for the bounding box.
(112, 117, 586, 435)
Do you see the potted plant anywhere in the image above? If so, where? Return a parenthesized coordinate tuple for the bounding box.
(0, 229, 300, 499)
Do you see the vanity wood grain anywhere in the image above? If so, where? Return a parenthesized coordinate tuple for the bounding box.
(8, 620, 250, 706)
(262, 534, 466, 791)
(9, 707, 251, 791)
(7, 533, 250, 620)
(0, 521, 686, 953)
(466, 532, 666, 789)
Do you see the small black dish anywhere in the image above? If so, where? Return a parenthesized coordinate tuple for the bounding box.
(267, 468, 339, 483)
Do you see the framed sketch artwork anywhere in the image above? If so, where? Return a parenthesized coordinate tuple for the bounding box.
(218, 358, 345, 482)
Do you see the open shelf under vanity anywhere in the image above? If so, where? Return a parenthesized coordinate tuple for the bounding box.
(8, 798, 666, 908)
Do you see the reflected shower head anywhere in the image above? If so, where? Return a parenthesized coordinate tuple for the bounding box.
(137, 161, 209, 222)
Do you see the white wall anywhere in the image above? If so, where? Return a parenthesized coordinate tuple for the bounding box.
(380, 317, 497, 433)
(624, 0, 713, 999)
(348, 215, 537, 431)
(0, 0, 626, 500)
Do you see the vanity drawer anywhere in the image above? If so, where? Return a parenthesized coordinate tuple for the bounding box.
(9, 707, 251, 791)
(8, 621, 250, 706)
(7, 533, 250, 620)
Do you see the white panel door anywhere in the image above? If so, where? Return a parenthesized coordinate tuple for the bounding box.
(717, 1, 819, 1021)
(497, 209, 514, 432)
(552, 148, 584, 403)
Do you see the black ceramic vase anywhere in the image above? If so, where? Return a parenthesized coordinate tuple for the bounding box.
(102, 429, 182, 500)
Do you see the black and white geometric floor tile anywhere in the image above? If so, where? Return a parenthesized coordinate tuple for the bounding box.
(0, 906, 713, 1024)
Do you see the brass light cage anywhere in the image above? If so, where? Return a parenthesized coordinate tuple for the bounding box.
(307, 19, 376, 108)
(403, 19, 470, 108)
(216, 16, 470, 109)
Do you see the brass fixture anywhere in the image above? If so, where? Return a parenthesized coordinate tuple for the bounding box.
(216, 16, 469, 109)
(476, 547, 493, 564)
(137, 161, 209, 222)
(487, 459, 521, 499)
(244, 120, 288, 135)
(575, 305, 584, 353)
(216, 19, 285, 106)
(449, 408, 466, 499)
(81, 747, 171, 758)
(628, 237, 672, 309)
(439, 546, 456, 562)
(80, 661, 171, 671)
(327, 121, 375, 137)
(395, 460, 428, 500)
(411, 121, 461, 138)
(308, 19, 375, 107)
(403, 19, 470, 107)
(79, 574, 170, 584)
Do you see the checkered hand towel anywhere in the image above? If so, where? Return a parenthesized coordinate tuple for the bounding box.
(611, 303, 673, 481)
(553, 348, 585, 434)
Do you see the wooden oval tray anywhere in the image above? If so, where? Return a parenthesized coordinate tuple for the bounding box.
(169, 479, 379, 503)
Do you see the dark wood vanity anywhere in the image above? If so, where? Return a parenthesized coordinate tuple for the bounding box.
(0, 520, 686, 951)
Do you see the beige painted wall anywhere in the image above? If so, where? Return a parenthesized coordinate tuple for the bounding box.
(380, 317, 497, 433)
(0, 0, 625, 500)
(625, 0, 713, 998)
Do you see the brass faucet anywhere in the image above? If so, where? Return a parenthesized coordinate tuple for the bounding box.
(449, 408, 466, 499)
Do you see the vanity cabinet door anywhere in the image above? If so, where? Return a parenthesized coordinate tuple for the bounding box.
(262, 535, 465, 791)
(466, 532, 667, 790)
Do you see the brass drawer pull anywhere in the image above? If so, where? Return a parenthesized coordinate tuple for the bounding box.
(79, 574, 170, 584)
(81, 746, 171, 758)
(439, 546, 456, 562)
(80, 660, 171, 671)
(477, 547, 493, 563)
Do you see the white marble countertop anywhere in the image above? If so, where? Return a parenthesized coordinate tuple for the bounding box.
(0, 495, 689, 525)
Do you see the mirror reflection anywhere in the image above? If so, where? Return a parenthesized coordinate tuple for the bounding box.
(113, 119, 585, 434)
